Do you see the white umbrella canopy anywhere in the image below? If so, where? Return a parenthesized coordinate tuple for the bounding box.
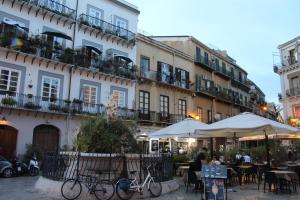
(193, 112, 300, 138)
(149, 118, 209, 139)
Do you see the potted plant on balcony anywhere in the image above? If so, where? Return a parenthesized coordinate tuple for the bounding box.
(1, 96, 17, 106)
(61, 99, 71, 113)
(72, 98, 83, 114)
(60, 48, 74, 64)
(48, 103, 61, 111)
(24, 102, 41, 110)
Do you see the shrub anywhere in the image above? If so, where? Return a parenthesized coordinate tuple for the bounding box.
(24, 102, 41, 110)
(48, 103, 61, 111)
(1, 97, 17, 106)
(173, 155, 189, 163)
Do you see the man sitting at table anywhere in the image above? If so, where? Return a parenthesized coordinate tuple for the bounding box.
(243, 153, 252, 163)
(195, 147, 208, 171)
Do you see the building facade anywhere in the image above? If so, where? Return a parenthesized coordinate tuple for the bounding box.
(136, 35, 267, 153)
(275, 36, 300, 127)
(0, 0, 139, 158)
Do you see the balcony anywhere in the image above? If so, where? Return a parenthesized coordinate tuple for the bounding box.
(195, 86, 216, 98)
(0, 92, 137, 120)
(78, 14, 135, 46)
(138, 69, 191, 91)
(194, 55, 214, 71)
(0, 92, 105, 115)
(0, 32, 136, 80)
(12, 0, 75, 26)
(137, 110, 187, 125)
(213, 64, 231, 80)
(286, 87, 300, 97)
(215, 89, 233, 103)
(230, 76, 250, 92)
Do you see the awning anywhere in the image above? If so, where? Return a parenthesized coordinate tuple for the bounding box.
(114, 55, 133, 63)
(2, 18, 28, 31)
(85, 45, 102, 55)
(41, 31, 72, 41)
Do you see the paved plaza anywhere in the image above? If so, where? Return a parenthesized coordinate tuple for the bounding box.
(1, 176, 300, 200)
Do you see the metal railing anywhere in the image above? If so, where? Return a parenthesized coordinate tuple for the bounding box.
(21, 0, 76, 19)
(42, 152, 174, 182)
(138, 69, 190, 90)
(0, 32, 137, 80)
(138, 110, 188, 124)
(286, 87, 300, 97)
(194, 55, 214, 70)
(0, 92, 106, 115)
(79, 14, 135, 44)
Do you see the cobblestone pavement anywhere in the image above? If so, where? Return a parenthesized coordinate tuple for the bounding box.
(1, 176, 300, 200)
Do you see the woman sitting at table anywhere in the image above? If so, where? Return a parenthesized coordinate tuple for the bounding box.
(210, 156, 221, 165)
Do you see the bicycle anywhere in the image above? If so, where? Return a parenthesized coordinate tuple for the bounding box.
(115, 165, 162, 200)
(61, 170, 115, 200)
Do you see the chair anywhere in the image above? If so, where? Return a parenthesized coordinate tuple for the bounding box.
(264, 171, 278, 193)
(186, 162, 203, 196)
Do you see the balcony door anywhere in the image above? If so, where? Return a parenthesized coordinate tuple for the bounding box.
(41, 76, 60, 110)
(177, 99, 187, 122)
(140, 56, 150, 78)
(291, 77, 300, 95)
(88, 7, 103, 27)
(160, 95, 169, 121)
(139, 91, 150, 120)
(82, 84, 97, 114)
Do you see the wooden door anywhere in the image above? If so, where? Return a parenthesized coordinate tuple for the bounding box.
(0, 125, 17, 159)
(33, 125, 59, 155)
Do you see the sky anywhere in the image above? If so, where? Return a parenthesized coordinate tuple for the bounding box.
(128, 0, 300, 104)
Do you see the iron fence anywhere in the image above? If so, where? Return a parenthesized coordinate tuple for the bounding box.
(42, 152, 173, 183)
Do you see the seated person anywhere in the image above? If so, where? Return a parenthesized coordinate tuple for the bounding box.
(210, 156, 221, 165)
(243, 153, 252, 164)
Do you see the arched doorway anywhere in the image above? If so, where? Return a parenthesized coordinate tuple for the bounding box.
(0, 125, 18, 159)
(33, 125, 59, 155)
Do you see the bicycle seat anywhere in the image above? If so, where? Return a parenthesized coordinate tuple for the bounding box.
(129, 171, 137, 175)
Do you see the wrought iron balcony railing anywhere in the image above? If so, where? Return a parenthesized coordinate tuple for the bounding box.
(20, 0, 76, 19)
(0, 33, 137, 80)
(286, 87, 300, 97)
(0, 92, 138, 120)
(138, 110, 187, 124)
(138, 69, 190, 90)
(78, 14, 135, 44)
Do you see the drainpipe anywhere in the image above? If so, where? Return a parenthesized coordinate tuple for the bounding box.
(65, 0, 79, 148)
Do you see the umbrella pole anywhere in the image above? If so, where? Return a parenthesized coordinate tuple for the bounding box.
(264, 131, 270, 168)
(210, 137, 213, 160)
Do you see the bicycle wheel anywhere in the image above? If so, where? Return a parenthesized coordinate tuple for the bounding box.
(116, 179, 134, 200)
(61, 179, 82, 200)
(94, 180, 115, 200)
(149, 178, 162, 197)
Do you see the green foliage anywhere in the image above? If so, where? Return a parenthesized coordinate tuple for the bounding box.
(1, 97, 17, 106)
(173, 155, 189, 163)
(224, 147, 238, 162)
(23, 144, 43, 163)
(48, 103, 61, 111)
(75, 117, 138, 153)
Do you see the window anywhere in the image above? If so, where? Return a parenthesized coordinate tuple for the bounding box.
(47, 0, 63, 12)
(207, 109, 212, 123)
(139, 91, 150, 114)
(42, 76, 59, 102)
(178, 99, 187, 116)
(294, 105, 300, 118)
(157, 62, 173, 84)
(175, 68, 189, 89)
(204, 52, 209, 65)
(215, 112, 222, 121)
(88, 7, 102, 26)
(222, 62, 226, 73)
(196, 47, 201, 61)
(230, 67, 234, 78)
(115, 17, 128, 37)
(112, 90, 126, 108)
(239, 72, 242, 82)
(0, 67, 20, 96)
(82, 84, 97, 106)
(197, 107, 203, 122)
(291, 77, 300, 89)
(289, 49, 296, 64)
(140, 56, 150, 78)
(215, 59, 219, 70)
(160, 95, 169, 117)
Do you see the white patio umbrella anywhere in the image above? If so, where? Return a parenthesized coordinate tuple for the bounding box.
(193, 112, 299, 138)
(148, 118, 209, 139)
(193, 112, 300, 166)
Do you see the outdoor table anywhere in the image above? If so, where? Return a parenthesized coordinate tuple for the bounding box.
(269, 170, 298, 182)
(178, 166, 189, 176)
(237, 165, 253, 185)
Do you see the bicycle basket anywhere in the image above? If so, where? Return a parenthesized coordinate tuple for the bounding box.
(118, 179, 131, 191)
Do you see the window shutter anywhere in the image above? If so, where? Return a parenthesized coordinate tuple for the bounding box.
(185, 71, 189, 89)
(157, 61, 162, 81)
(169, 65, 174, 84)
(175, 68, 180, 82)
(196, 47, 201, 61)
